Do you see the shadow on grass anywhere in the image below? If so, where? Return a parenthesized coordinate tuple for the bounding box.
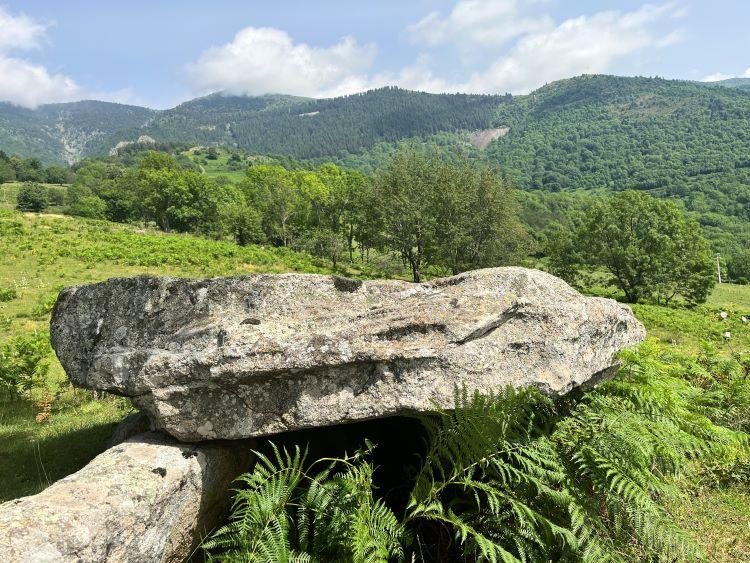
(0, 397, 122, 502)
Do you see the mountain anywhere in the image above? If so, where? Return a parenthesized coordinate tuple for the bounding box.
(0, 88, 507, 164)
(0, 101, 155, 163)
(709, 77, 750, 92)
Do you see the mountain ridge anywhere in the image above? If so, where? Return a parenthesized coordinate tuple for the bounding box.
(2, 75, 750, 165)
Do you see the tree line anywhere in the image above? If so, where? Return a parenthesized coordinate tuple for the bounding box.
(58, 150, 529, 281)
(15, 147, 719, 303)
(0, 151, 73, 184)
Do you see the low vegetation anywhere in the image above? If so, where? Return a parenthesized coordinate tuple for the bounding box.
(203, 338, 750, 562)
(0, 210, 345, 502)
(2, 204, 749, 560)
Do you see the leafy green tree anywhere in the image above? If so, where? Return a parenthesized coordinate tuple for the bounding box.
(578, 191, 715, 303)
(727, 250, 750, 284)
(70, 195, 108, 220)
(374, 150, 438, 281)
(433, 160, 529, 275)
(545, 224, 582, 285)
(15, 182, 49, 212)
(0, 158, 16, 183)
(216, 183, 265, 245)
(242, 165, 303, 247)
(45, 165, 73, 185)
(375, 149, 528, 281)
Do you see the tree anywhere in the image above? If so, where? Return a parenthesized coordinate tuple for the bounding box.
(242, 165, 302, 247)
(374, 150, 438, 281)
(727, 250, 750, 284)
(45, 165, 73, 185)
(375, 149, 528, 282)
(15, 182, 49, 212)
(578, 191, 715, 304)
(433, 161, 529, 275)
(70, 195, 108, 220)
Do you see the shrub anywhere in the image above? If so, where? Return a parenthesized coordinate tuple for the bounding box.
(70, 195, 108, 220)
(15, 182, 50, 213)
(0, 287, 17, 302)
(0, 332, 52, 396)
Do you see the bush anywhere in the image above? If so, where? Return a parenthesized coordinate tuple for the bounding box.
(70, 195, 108, 219)
(46, 187, 66, 207)
(0, 287, 17, 302)
(0, 332, 51, 396)
(15, 182, 49, 213)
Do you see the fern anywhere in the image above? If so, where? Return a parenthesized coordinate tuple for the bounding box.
(204, 441, 406, 562)
(203, 341, 750, 562)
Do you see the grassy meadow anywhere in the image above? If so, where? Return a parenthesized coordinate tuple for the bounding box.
(1, 208, 749, 561)
(0, 209, 345, 502)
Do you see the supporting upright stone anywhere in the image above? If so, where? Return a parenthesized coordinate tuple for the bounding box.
(0, 432, 252, 562)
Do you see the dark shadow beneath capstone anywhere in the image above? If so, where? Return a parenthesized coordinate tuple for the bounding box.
(252, 415, 429, 515)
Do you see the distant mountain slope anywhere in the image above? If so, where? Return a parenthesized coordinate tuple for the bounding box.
(0, 101, 155, 163)
(127, 88, 507, 159)
(2, 76, 750, 192)
(0, 88, 507, 163)
(485, 75, 750, 192)
(710, 77, 750, 92)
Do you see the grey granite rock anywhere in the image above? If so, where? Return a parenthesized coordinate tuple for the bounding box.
(50, 268, 645, 441)
(0, 432, 251, 562)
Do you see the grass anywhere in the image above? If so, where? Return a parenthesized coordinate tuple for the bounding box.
(669, 486, 750, 562)
(182, 147, 248, 183)
(1, 208, 749, 561)
(709, 282, 750, 310)
(0, 209, 345, 501)
(0, 182, 68, 213)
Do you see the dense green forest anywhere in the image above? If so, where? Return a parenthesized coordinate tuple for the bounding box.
(2, 74, 750, 278)
(93, 88, 508, 160)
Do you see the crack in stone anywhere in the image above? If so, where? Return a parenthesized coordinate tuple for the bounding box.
(451, 302, 525, 345)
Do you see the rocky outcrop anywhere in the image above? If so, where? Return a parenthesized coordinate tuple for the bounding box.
(51, 268, 645, 441)
(0, 432, 251, 562)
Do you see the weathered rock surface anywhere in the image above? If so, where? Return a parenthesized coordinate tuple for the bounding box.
(51, 268, 645, 441)
(0, 432, 251, 562)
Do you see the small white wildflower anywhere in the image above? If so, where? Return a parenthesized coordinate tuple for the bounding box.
(723, 331, 731, 340)
(742, 316, 748, 323)
(720, 311, 728, 319)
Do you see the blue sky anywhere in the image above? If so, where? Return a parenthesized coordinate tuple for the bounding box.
(1, 1, 748, 108)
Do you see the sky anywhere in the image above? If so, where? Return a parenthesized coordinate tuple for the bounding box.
(0, 0, 748, 109)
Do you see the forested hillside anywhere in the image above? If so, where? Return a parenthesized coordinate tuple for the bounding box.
(104, 88, 507, 159)
(0, 101, 155, 164)
(712, 77, 750, 92)
(0, 88, 506, 163)
(2, 75, 750, 263)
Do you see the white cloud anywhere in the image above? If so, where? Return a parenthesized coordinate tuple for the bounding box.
(655, 29, 684, 48)
(184, 1, 683, 99)
(407, 0, 553, 49)
(431, 3, 684, 94)
(701, 68, 750, 82)
(701, 72, 733, 82)
(186, 27, 377, 97)
(0, 7, 47, 51)
(0, 7, 84, 107)
(0, 55, 81, 108)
